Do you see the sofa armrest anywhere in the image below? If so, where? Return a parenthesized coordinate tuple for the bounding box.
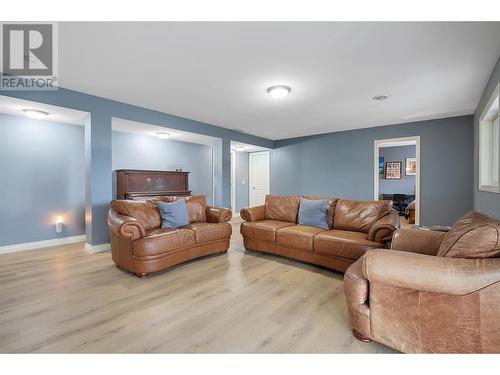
(367, 208, 400, 243)
(107, 209, 146, 241)
(206, 206, 232, 223)
(240, 205, 265, 222)
(390, 228, 445, 255)
(363, 249, 500, 295)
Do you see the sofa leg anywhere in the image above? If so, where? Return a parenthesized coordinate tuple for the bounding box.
(135, 272, 149, 278)
(352, 329, 372, 343)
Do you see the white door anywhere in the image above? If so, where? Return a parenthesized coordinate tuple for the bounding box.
(249, 151, 270, 207)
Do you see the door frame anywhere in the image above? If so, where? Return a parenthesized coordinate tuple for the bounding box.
(249, 151, 270, 207)
(230, 151, 236, 214)
(373, 136, 421, 225)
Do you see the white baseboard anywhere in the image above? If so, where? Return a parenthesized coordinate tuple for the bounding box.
(0, 235, 86, 255)
(85, 242, 111, 253)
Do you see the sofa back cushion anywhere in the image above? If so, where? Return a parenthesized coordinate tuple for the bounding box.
(111, 199, 162, 230)
(437, 211, 500, 258)
(147, 195, 207, 223)
(302, 196, 338, 229)
(333, 199, 392, 233)
(265, 195, 300, 223)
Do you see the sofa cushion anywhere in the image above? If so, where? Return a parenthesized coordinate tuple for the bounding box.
(276, 225, 326, 251)
(264, 195, 300, 223)
(437, 211, 500, 258)
(111, 199, 161, 231)
(133, 228, 196, 257)
(240, 220, 295, 242)
(298, 197, 329, 230)
(182, 222, 232, 243)
(158, 199, 190, 228)
(303, 196, 338, 229)
(333, 199, 392, 233)
(314, 230, 382, 260)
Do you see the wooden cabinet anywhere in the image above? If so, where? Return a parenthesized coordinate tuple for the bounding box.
(116, 169, 191, 200)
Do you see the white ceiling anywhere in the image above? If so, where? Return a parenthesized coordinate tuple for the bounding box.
(230, 140, 269, 153)
(112, 118, 217, 146)
(0, 95, 89, 125)
(55, 22, 500, 140)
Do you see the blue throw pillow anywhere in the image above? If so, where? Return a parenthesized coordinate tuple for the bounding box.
(158, 199, 190, 228)
(298, 198, 329, 230)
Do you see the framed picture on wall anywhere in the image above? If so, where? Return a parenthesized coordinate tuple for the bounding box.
(406, 157, 417, 176)
(379, 156, 385, 175)
(385, 161, 402, 179)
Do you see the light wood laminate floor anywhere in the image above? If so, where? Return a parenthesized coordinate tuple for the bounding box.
(0, 220, 395, 353)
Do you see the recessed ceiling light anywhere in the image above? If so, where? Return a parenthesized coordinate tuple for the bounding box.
(267, 85, 291, 99)
(22, 109, 49, 120)
(373, 94, 389, 101)
(155, 131, 170, 139)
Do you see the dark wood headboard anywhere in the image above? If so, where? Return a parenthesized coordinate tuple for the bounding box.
(116, 169, 191, 200)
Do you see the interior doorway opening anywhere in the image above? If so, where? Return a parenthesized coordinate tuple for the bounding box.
(374, 136, 420, 226)
(230, 141, 271, 215)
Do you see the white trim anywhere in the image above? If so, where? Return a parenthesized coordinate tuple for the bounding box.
(374, 136, 421, 225)
(478, 83, 500, 193)
(0, 235, 86, 255)
(249, 150, 271, 207)
(85, 242, 111, 253)
(231, 150, 236, 214)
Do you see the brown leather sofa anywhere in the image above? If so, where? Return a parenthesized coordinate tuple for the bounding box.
(344, 211, 500, 353)
(108, 195, 232, 277)
(240, 195, 400, 272)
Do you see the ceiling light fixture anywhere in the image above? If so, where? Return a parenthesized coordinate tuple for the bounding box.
(232, 145, 245, 151)
(373, 94, 389, 101)
(155, 131, 170, 139)
(267, 85, 291, 99)
(22, 109, 49, 120)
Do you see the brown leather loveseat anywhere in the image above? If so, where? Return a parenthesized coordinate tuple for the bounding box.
(108, 195, 232, 277)
(240, 195, 400, 272)
(344, 211, 500, 353)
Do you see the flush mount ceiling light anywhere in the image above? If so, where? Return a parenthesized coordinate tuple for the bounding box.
(267, 85, 291, 99)
(22, 109, 49, 120)
(155, 131, 170, 139)
(373, 94, 389, 101)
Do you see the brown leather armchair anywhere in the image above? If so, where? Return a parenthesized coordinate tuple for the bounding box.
(108, 195, 232, 277)
(344, 211, 500, 353)
(240, 195, 400, 273)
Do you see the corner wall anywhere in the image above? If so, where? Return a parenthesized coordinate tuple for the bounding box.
(473, 56, 500, 219)
(0, 114, 85, 246)
(271, 115, 473, 226)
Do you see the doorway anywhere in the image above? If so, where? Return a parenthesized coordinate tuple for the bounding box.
(374, 136, 420, 226)
(249, 151, 270, 207)
(230, 142, 271, 214)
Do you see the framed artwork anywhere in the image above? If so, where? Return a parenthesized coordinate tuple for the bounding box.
(406, 157, 417, 176)
(385, 161, 402, 179)
(378, 156, 385, 175)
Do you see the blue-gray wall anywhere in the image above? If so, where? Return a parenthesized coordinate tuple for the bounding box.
(112, 131, 213, 203)
(0, 114, 85, 246)
(271, 116, 473, 226)
(474, 56, 500, 219)
(234, 151, 249, 211)
(1, 85, 272, 245)
(379, 145, 416, 196)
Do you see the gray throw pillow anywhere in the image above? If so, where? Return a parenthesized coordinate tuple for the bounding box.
(158, 199, 190, 228)
(298, 198, 329, 230)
